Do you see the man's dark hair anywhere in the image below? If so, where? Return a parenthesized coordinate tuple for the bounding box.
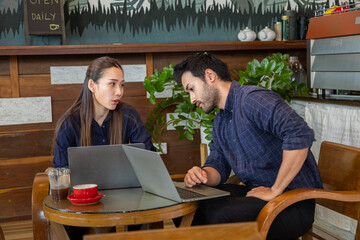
(173, 52, 232, 84)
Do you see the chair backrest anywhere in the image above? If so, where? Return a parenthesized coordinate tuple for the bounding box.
(200, 143, 208, 166)
(0, 156, 52, 221)
(32, 172, 51, 240)
(83, 222, 260, 240)
(317, 141, 360, 221)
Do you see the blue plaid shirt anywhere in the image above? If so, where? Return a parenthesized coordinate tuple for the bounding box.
(204, 81, 322, 190)
(53, 104, 155, 168)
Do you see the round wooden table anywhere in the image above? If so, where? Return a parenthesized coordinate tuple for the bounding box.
(43, 188, 198, 235)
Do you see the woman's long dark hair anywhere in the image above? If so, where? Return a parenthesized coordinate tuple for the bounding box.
(53, 56, 124, 151)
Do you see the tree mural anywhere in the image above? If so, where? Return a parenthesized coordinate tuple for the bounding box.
(0, 0, 332, 45)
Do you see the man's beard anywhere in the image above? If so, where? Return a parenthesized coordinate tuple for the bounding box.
(198, 82, 219, 114)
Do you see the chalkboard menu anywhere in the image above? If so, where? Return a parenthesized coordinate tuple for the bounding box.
(24, 0, 66, 44)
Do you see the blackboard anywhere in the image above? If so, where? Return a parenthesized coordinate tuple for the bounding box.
(24, 0, 66, 42)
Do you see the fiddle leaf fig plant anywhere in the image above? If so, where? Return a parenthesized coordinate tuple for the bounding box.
(143, 53, 309, 152)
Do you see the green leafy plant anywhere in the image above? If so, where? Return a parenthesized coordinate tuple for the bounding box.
(235, 53, 308, 102)
(143, 53, 309, 152)
(143, 63, 216, 153)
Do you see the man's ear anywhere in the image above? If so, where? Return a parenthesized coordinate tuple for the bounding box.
(88, 79, 95, 93)
(204, 69, 217, 84)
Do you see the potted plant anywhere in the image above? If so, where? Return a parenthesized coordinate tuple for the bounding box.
(143, 53, 308, 152)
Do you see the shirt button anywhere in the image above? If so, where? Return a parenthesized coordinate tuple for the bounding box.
(233, 139, 236, 142)
(102, 125, 105, 128)
(230, 120, 232, 123)
(102, 139, 105, 143)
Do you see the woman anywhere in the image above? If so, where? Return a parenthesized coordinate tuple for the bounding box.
(52, 56, 155, 239)
(53, 56, 155, 168)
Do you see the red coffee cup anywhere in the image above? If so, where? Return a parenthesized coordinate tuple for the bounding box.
(73, 184, 98, 199)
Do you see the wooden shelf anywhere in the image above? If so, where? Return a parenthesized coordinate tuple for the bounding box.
(0, 40, 306, 56)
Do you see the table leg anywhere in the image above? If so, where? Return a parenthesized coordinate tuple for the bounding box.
(49, 222, 70, 240)
(116, 225, 126, 232)
(179, 211, 195, 227)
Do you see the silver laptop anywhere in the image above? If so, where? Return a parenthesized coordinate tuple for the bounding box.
(68, 143, 144, 190)
(122, 145, 230, 202)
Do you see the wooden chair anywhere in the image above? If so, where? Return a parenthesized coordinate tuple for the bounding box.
(0, 225, 5, 240)
(32, 172, 51, 240)
(83, 221, 261, 240)
(257, 141, 360, 239)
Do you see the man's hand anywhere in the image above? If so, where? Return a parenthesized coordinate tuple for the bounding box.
(246, 186, 282, 201)
(246, 148, 309, 201)
(184, 166, 208, 187)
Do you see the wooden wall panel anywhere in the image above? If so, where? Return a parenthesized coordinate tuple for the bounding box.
(122, 96, 157, 124)
(215, 51, 270, 80)
(0, 56, 9, 75)
(0, 121, 55, 133)
(123, 82, 146, 97)
(153, 50, 307, 82)
(0, 187, 32, 220)
(162, 129, 201, 174)
(20, 76, 145, 99)
(52, 99, 77, 125)
(0, 156, 52, 188)
(164, 144, 200, 174)
(18, 54, 146, 75)
(0, 76, 11, 98)
(153, 52, 189, 73)
(0, 130, 54, 159)
(19, 74, 82, 100)
(10, 56, 20, 97)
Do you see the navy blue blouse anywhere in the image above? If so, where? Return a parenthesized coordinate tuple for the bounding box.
(204, 81, 322, 190)
(53, 104, 155, 168)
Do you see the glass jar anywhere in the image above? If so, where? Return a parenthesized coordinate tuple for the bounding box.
(289, 56, 307, 85)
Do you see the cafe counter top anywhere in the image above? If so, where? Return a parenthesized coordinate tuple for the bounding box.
(294, 95, 360, 107)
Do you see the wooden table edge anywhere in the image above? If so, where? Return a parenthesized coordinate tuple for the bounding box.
(43, 201, 199, 227)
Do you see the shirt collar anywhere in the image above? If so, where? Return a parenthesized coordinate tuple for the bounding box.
(224, 81, 240, 113)
(91, 112, 111, 127)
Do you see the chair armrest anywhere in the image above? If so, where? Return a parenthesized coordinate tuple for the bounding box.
(257, 188, 360, 239)
(32, 172, 50, 240)
(0, 225, 4, 240)
(83, 222, 260, 240)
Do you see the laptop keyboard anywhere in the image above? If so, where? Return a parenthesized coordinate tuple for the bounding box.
(175, 187, 206, 199)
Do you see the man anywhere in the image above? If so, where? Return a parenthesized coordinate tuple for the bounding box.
(173, 52, 322, 240)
